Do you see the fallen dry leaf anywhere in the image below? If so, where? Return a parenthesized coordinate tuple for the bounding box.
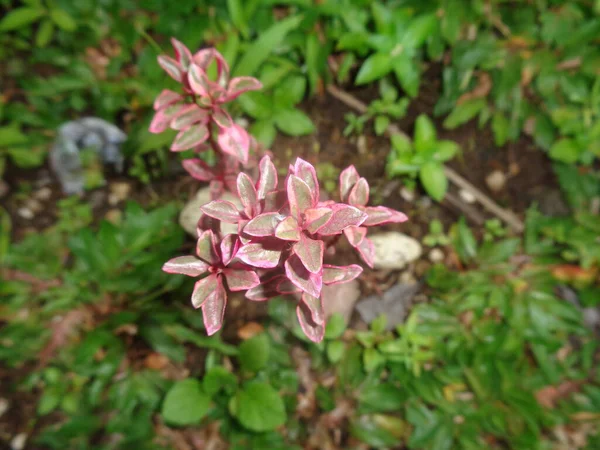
(457, 72, 491, 105)
(38, 308, 91, 368)
(144, 353, 170, 371)
(237, 322, 264, 340)
(536, 380, 582, 409)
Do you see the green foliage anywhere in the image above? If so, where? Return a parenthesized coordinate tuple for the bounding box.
(162, 379, 211, 426)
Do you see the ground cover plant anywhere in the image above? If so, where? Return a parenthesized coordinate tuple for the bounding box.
(1, 1, 600, 449)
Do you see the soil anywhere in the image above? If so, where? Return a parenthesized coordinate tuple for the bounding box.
(0, 64, 557, 448)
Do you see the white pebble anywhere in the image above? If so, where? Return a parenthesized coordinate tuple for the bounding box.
(458, 189, 476, 204)
(485, 170, 506, 192)
(11, 433, 27, 450)
(17, 208, 34, 220)
(428, 248, 445, 263)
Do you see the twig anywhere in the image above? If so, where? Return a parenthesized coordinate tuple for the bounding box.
(444, 192, 485, 226)
(326, 84, 525, 233)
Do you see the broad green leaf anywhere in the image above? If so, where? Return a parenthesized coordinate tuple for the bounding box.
(478, 238, 520, 264)
(0, 126, 27, 146)
(203, 366, 237, 396)
(162, 379, 211, 426)
(420, 162, 447, 201)
(414, 114, 437, 152)
(350, 416, 403, 447)
(234, 15, 303, 76)
(238, 91, 272, 120)
(325, 313, 346, 339)
(0, 7, 45, 32)
(231, 382, 286, 432)
(359, 384, 407, 413)
(326, 341, 345, 363)
(374, 115, 390, 135)
(273, 74, 306, 107)
(250, 119, 277, 148)
(443, 99, 486, 129)
(401, 14, 437, 49)
(238, 333, 270, 372)
(35, 18, 54, 47)
(274, 109, 315, 136)
(453, 217, 478, 262)
(356, 53, 393, 85)
(435, 140, 459, 162)
(393, 54, 420, 97)
(391, 133, 413, 154)
(49, 8, 76, 31)
(549, 138, 581, 163)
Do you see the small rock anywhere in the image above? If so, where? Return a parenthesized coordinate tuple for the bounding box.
(583, 308, 600, 330)
(24, 198, 42, 214)
(322, 280, 361, 325)
(0, 398, 9, 418)
(400, 187, 416, 202)
(485, 170, 506, 192)
(0, 180, 8, 198)
(11, 433, 27, 450)
(356, 282, 421, 330)
(33, 186, 52, 201)
(88, 191, 107, 209)
(104, 209, 122, 224)
(108, 182, 131, 206)
(17, 208, 34, 220)
(458, 189, 476, 204)
(180, 187, 240, 237)
(429, 248, 445, 263)
(370, 232, 422, 270)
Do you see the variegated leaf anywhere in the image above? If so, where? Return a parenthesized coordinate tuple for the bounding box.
(149, 104, 184, 133)
(220, 234, 240, 266)
(304, 207, 333, 234)
(339, 165, 360, 202)
(162, 255, 209, 277)
(236, 242, 282, 269)
(243, 213, 282, 237)
(294, 234, 324, 274)
(348, 177, 370, 206)
(363, 206, 408, 226)
(196, 230, 219, 265)
(287, 175, 314, 219)
(153, 89, 181, 111)
(274, 216, 301, 241)
(293, 158, 319, 203)
(316, 204, 368, 236)
(343, 226, 367, 247)
(356, 236, 375, 268)
(297, 302, 325, 343)
(237, 172, 257, 214)
(257, 155, 278, 200)
(200, 200, 241, 223)
(222, 268, 260, 291)
(322, 264, 363, 285)
(217, 124, 250, 164)
(284, 254, 322, 298)
(182, 158, 215, 181)
(171, 38, 192, 70)
(191, 273, 219, 308)
(158, 55, 183, 82)
(171, 104, 209, 131)
(201, 277, 227, 335)
(171, 124, 209, 151)
(225, 76, 263, 101)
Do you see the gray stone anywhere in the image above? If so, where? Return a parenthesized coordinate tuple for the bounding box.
(180, 187, 241, 237)
(50, 117, 127, 195)
(356, 282, 421, 329)
(370, 232, 422, 270)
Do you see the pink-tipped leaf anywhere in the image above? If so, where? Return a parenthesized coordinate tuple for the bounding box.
(222, 268, 260, 291)
(162, 255, 209, 277)
(257, 155, 278, 200)
(171, 124, 209, 151)
(217, 124, 250, 165)
(236, 242, 282, 269)
(153, 89, 181, 111)
(343, 226, 367, 247)
(284, 254, 322, 298)
(191, 274, 219, 308)
(200, 200, 241, 223)
(356, 236, 375, 268)
(323, 264, 363, 285)
(339, 165, 360, 202)
(297, 301, 325, 343)
(220, 234, 240, 266)
(363, 206, 408, 226)
(237, 172, 257, 215)
(226, 77, 263, 101)
(182, 158, 215, 181)
(243, 213, 282, 237)
(158, 55, 183, 82)
(293, 158, 319, 204)
(287, 175, 314, 219)
(196, 230, 219, 265)
(171, 105, 209, 131)
(293, 234, 324, 274)
(149, 104, 184, 133)
(275, 216, 301, 241)
(201, 277, 227, 335)
(349, 177, 369, 206)
(316, 204, 367, 236)
(304, 207, 334, 234)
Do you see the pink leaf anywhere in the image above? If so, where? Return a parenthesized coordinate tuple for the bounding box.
(294, 234, 324, 274)
(301, 292, 325, 325)
(304, 207, 333, 234)
(285, 254, 322, 298)
(212, 108, 234, 129)
(158, 55, 183, 82)
(171, 38, 192, 70)
(220, 234, 240, 266)
(274, 216, 301, 241)
(243, 213, 282, 237)
(236, 242, 282, 269)
(237, 172, 258, 215)
(171, 124, 209, 151)
(162, 255, 209, 277)
(191, 273, 219, 308)
(356, 236, 375, 268)
(153, 89, 181, 111)
(263, 190, 286, 214)
(218, 124, 250, 165)
(245, 276, 280, 301)
(297, 301, 325, 343)
(196, 229, 219, 265)
(349, 178, 369, 207)
(225, 76, 263, 101)
(343, 226, 367, 247)
(363, 206, 408, 226)
(188, 63, 211, 96)
(223, 268, 260, 291)
(182, 158, 215, 181)
(323, 264, 363, 285)
(201, 276, 227, 335)
(171, 104, 209, 131)
(293, 158, 319, 204)
(200, 200, 241, 223)
(192, 48, 215, 70)
(316, 204, 368, 236)
(339, 165, 360, 202)
(287, 175, 314, 219)
(257, 155, 278, 200)
(149, 104, 184, 133)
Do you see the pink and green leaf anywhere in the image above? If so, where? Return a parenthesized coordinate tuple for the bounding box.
(257, 155, 278, 200)
(293, 158, 319, 203)
(171, 105, 209, 131)
(201, 277, 227, 335)
(284, 254, 322, 298)
(304, 207, 333, 234)
(200, 200, 241, 223)
(356, 236, 375, 268)
(323, 264, 363, 285)
(348, 177, 369, 206)
(236, 242, 282, 269)
(363, 206, 408, 226)
(217, 124, 250, 165)
(287, 175, 314, 219)
(220, 234, 240, 266)
(222, 268, 260, 291)
(171, 38, 192, 70)
(182, 158, 215, 181)
(226, 76, 263, 101)
(293, 234, 324, 274)
(162, 255, 209, 277)
(191, 273, 219, 308)
(297, 301, 325, 343)
(237, 172, 258, 214)
(158, 55, 183, 82)
(316, 204, 367, 236)
(171, 124, 209, 151)
(275, 216, 301, 241)
(243, 212, 282, 237)
(212, 108, 234, 129)
(153, 89, 181, 111)
(196, 230, 219, 265)
(339, 165, 360, 202)
(149, 104, 184, 133)
(343, 226, 367, 247)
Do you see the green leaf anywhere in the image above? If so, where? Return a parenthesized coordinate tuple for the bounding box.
(162, 379, 211, 426)
(274, 109, 315, 136)
(420, 162, 447, 201)
(273, 74, 306, 107)
(35, 18, 54, 47)
(359, 384, 407, 413)
(231, 382, 286, 432)
(203, 366, 238, 396)
(391, 133, 413, 154)
(478, 238, 520, 264)
(435, 140, 459, 162)
(325, 313, 346, 339)
(443, 99, 486, 129)
(234, 15, 303, 76)
(350, 416, 403, 447)
(414, 114, 437, 152)
(401, 14, 437, 49)
(393, 54, 420, 97)
(250, 120, 277, 148)
(0, 126, 28, 146)
(0, 7, 45, 31)
(453, 217, 478, 262)
(238, 333, 270, 372)
(356, 53, 393, 85)
(492, 111, 509, 146)
(326, 341, 345, 363)
(549, 138, 581, 163)
(238, 91, 272, 120)
(227, 0, 249, 38)
(374, 115, 389, 135)
(49, 8, 76, 32)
